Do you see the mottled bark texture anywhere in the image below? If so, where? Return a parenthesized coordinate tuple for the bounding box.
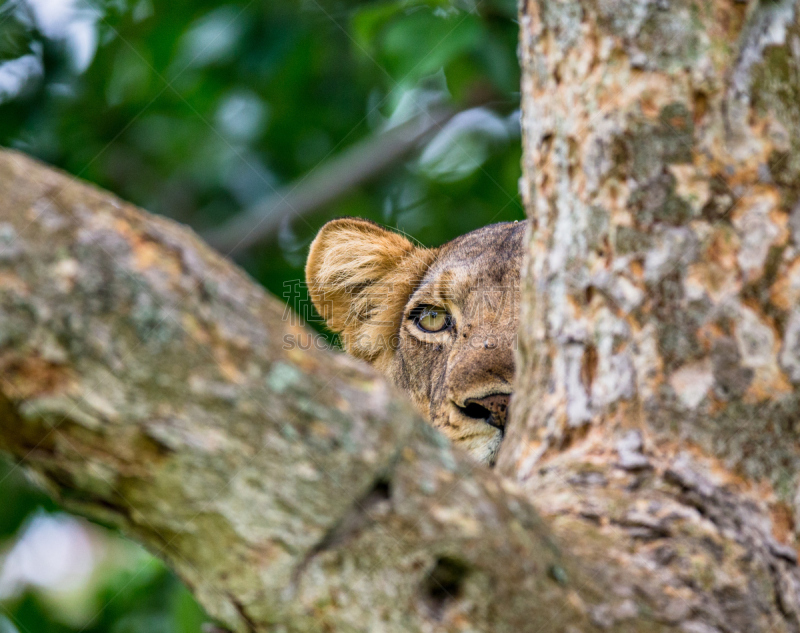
(0, 150, 612, 633)
(499, 0, 800, 630)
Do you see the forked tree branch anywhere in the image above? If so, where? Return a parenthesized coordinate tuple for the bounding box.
(5, 0, 800, 628)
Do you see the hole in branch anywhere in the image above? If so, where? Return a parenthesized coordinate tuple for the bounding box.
(421, 556, 471, 620)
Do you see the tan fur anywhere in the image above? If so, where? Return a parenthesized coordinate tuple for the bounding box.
(306, 217, 525, 464)
(305, 218, 438, 371)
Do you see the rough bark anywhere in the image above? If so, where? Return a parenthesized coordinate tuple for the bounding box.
(498, 0, 800, 630)
(0, 149, 606, 633)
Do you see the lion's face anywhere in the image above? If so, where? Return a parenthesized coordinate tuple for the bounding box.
(305, 218, 525, 465)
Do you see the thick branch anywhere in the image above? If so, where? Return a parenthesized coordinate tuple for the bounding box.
(0, 149, 602, 633)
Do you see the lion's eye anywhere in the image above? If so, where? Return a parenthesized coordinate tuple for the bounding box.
(412, 305, 452, 333)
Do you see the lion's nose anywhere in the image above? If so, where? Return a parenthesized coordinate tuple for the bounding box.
(461, 393, 511, 431)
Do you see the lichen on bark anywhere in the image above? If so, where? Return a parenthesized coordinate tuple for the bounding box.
(502, 0, 800, 629)
(0, 149, 614, 632)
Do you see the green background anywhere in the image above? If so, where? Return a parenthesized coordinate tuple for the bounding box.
(0, 0, 522, 630)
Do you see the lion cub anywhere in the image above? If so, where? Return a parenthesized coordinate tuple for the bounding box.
(305, 218, 525, 465)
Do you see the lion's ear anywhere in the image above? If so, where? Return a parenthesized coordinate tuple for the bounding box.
(305, 217, 436, 367)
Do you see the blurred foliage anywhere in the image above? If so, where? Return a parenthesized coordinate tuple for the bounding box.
(0, 0, 522, 630)
(0, 458, 206, 633)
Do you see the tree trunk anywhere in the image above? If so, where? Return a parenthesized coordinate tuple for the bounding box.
(498, 0, 800, 630)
